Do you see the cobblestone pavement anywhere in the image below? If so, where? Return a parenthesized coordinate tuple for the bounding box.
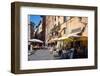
(28, 48, 57, 61)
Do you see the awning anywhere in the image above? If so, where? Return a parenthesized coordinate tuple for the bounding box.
(79, 36, 88, 41)
(57, 32, 81, 41)
(57, 36, 73, 42)
(68, 34, 81, 38)
(67, 32, 81, 38)
(51, 38, 59, 41)
(29, 39, 43, 43)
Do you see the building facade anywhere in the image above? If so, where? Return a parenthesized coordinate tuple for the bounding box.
(45, 16, 88, 47)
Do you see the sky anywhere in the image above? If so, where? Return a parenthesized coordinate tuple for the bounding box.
(29, 15, 42, 26)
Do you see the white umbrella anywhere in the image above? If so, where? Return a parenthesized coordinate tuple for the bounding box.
(29, 39, 43, 43)
(68, 34, 81, 38)
(51, 38, 59, 41)
(58, 36, 68, 40)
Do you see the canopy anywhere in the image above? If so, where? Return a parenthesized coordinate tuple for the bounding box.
(29, 39, 43, 43)
(68, 34, 80, 38)
(78, 36, 87, 41)
(51, 38, 59, 41)
(57, 36, 73, 42)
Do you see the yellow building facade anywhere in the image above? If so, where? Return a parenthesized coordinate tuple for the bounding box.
(45, 16, 88, 47)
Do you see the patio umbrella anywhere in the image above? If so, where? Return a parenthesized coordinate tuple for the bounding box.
(67, 34, 87, 41)
(67, 34, 81, 41)
(57, 36, 73, 42)
(29, 39, 43, 43)
(67, 34, 81, 38)
(51, 38, 59, 41)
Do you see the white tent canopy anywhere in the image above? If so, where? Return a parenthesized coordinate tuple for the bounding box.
(29, 39, 43, 43)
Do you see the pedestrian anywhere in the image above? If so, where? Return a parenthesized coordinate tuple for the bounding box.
(73, 47, 80, 58)
(60, 47, 68, 59)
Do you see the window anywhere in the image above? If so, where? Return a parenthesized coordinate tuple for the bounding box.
(78, 17, 82, 21)
(55, 16, 56, 21)
(63, 28, 66, 34)
(58, 22, 60, 26)
(64, 16, 66, 22)
(58, 16, 60, 18)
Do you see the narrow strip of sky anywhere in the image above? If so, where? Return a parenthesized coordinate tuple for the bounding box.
(29, 15, 42, 26)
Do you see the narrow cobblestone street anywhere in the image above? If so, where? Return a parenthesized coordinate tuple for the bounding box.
(28, 48, 56, 60)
